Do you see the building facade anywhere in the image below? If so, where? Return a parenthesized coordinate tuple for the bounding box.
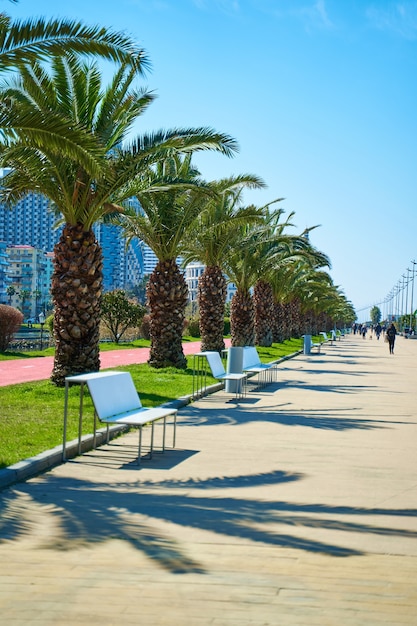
(6, 245, 49, 320)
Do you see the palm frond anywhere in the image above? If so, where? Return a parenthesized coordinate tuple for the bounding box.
(0, 15, 149, 70)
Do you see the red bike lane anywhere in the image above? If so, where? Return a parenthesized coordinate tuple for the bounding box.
(0, 340, 231, 387)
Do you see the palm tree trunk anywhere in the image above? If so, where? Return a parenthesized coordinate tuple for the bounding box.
(198, 265, 227, 353)
(272, 300, 285, 343)
(231, 288, 255, 346)
(51, 224, 102, 386)
(282, 302, 292, 340)
(289, 297, 302, 337)
(147, 258, 188, 369)
(254, 279, 274, 347)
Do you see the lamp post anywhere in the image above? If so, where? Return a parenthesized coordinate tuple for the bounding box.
(405, 268, 410, 332)
(38, 311, 45, 350)
(411, 261, 417, 332)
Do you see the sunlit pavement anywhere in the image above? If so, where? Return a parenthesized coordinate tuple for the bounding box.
(0, 334, 416, 624)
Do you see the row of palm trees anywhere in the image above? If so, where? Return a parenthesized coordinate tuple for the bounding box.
(0, 9, 355, 385)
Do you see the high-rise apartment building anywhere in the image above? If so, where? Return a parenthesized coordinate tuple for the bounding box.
(6, 245, 48, 319)
(0, 241, 10, 304)
(0, 168, 60, 252)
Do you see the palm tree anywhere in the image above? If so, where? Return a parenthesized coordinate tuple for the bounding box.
(6, 284, 15, 305)
(0, 11, 146, 170)
(0, 55, 237, 383)
(252, 207, 296, 347)
(19, 288, 30, 317)
(225, 207, 331, 347)
(251, 221, 329, 343)
(117, 156, 242, 367)
(222, 210, 278, 347)
(182, 174, 266, 352)
(223, 204, 294, 346)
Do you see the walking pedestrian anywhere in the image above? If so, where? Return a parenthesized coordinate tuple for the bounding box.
(386, 323, 397, 354)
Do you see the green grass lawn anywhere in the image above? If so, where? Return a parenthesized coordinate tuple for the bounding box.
(0, 338, 303, 469)
(0, 337, 153, 361)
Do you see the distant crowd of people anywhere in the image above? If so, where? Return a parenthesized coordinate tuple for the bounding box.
(351, 322, 398, 354)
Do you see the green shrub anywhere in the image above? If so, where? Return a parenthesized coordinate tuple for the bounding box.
(46, 314, 54, 334)
(0, 304, 24, 351)
(187, 317, 200, 338)
(140, 314, 151, 340)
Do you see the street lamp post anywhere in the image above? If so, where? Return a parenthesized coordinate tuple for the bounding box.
(411, 261, 417, 332)
(405, 268, 410, 331)
(400, 275, 406, 331)
(38, 311, 45, 350)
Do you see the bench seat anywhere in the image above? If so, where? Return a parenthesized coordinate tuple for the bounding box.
(100, 406, 176, 426)
(242, 346, 277, 388)
(86, 372, 177, 464)
(202, 351, 247, 400)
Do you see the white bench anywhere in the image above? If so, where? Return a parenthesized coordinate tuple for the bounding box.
(242, 346, 277, 388)
(203, 351, 247, 400)
(303, 334, 321, 354)
(320, 331, 334, 345)
(86, 371, 177, 465)
(311, 339, 322, 353)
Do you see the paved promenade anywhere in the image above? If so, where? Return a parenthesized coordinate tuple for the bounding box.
(0, 334, 416, 624)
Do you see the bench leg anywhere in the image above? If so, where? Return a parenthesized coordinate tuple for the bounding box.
(173, 413, 177, 449)
(78, 384, 85, 456)
(150, 422, 155, 459)
(137, 426, 142, 465)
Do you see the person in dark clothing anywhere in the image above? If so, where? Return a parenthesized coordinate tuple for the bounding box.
(386, 323, 397, 354)
(375, 323, 382, 340)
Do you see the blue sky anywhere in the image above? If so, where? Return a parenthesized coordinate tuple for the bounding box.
(7, 0, 417, 320)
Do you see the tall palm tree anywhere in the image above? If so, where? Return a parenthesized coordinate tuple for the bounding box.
(225, 207, 330, 347)
(0, 54, 237, 383)
(252, 207, 296, 347)
(182, 174, 266, 352)
(253, 222, 330, 343)
(224, 204, 294, 346)
(222, 208, 280, 347)
(117, 156, 243, 367)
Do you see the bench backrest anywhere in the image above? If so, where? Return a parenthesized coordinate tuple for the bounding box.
(242, 346, 261, 368)
(87, 372, 142, 420)
(204, 351, 226, 378)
